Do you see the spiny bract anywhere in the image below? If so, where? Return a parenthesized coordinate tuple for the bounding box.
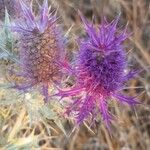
(0, 0, 31, 20)
(56, 13, 141, 128)
(11, 0, 68, 102)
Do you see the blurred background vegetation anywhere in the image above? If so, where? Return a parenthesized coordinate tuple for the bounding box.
(0, 0, 150, 149)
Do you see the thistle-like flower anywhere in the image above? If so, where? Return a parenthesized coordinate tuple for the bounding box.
(56, 14, 141, 128)
(11, 0, 68, 102)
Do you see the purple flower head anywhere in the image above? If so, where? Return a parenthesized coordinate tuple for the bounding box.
(11, 0, 69, 102)
(56, 13, 141, 128)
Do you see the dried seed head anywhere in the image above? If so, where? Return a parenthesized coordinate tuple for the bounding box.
(12, 0, 67, 102)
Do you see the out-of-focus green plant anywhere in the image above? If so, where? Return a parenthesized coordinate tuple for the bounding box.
(0, 89, 66, 149)
(0, 9, 18, 63)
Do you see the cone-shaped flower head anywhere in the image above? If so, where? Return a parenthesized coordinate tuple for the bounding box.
(12, 0, 67, 102)
(0, 0, 31, 20)
(56, 13, 141, 128)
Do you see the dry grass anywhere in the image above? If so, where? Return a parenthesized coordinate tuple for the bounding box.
(0, 0, 150, 150)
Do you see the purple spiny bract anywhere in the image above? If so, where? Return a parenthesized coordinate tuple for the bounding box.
(11, 0, 68, 102)
(0, 0, 30, 20)
(56, 13, 141, 128)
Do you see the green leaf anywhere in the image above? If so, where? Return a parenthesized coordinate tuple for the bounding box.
(40, 104, 57, 119)
(0, 8, 19, 63)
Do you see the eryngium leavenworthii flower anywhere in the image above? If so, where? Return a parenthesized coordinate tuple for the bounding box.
(11, 0, 68, 102)
(56, 14, 141, 128)
(0, 0, 30, 20)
